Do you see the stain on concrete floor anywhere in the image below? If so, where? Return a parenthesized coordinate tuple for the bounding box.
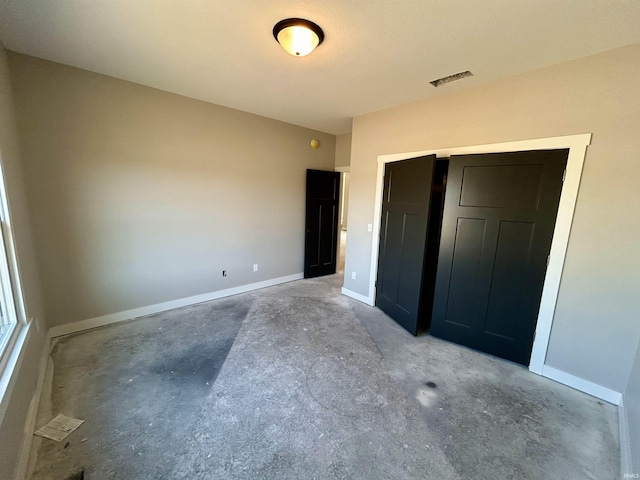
(28, 298, 249, 480)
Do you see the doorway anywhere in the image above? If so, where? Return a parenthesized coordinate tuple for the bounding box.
(366, 134, 591, 373)
(338, 171, 350, 273)
(304, 169, 340, 279)
(375, 149, 567, 363)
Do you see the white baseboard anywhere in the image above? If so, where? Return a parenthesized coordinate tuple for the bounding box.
(341, 287, 374, 306)
(619, 395, 633, 476)
(48, 273, 303, 338)
(541, 365, 622, 405)
(14, 332, 49, 480)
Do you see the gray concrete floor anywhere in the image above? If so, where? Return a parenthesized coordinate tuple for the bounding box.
(27, 274, 620, 479)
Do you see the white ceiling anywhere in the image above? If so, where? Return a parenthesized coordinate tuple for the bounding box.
(1, 1, 639, 135)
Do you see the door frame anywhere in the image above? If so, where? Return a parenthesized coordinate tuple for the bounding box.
(335, 166, 350, 272)
(367, 134, 591, 374)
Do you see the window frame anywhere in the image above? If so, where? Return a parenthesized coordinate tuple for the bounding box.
(0, 154, 29, 396)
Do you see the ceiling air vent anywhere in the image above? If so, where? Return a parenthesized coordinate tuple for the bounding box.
(429, 70, 473, 87)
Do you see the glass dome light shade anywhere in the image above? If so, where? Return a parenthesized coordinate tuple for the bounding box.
(273, 19, 324, 57)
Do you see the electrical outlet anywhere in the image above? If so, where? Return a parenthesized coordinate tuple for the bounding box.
(253, 264, 258, 272)
(351, 272, 356, 280)
(222, 270, 227, 277)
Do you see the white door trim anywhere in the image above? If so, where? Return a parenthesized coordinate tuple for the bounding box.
(368, 134, 591, 374)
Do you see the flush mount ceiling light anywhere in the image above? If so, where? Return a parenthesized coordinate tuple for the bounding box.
(273, 18, 324, 57)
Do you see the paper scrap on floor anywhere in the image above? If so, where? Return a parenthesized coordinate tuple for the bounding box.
(34, 414, 85, 442)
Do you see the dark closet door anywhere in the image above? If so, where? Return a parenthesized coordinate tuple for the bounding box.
(430, 149, 567, 365)
(376, 155, 435, 335)
(304, 169, 340, 278)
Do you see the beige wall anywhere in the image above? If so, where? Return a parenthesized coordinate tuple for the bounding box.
(335, 133, 352, 168)
(344, 43, 640, 394)
(0, 44, 47, 478)
(8, 53, 336, 329)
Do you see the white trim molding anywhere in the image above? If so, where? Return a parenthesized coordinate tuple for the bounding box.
(49, 273, 303, 338)
(618, 395, 633, 474)
(541, 366, 621, 405)
(0, 322, 31, 422)
(14, 330, 49, 480)
(368, 134, 592, 384)
(341, 287, 374, 306)
(619, 396, 633, 475)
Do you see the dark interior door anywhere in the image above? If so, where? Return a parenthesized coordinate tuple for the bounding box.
(430, 149, 567, 365)
(304, 169, 340, 278)
(376, 155, 435, 335)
